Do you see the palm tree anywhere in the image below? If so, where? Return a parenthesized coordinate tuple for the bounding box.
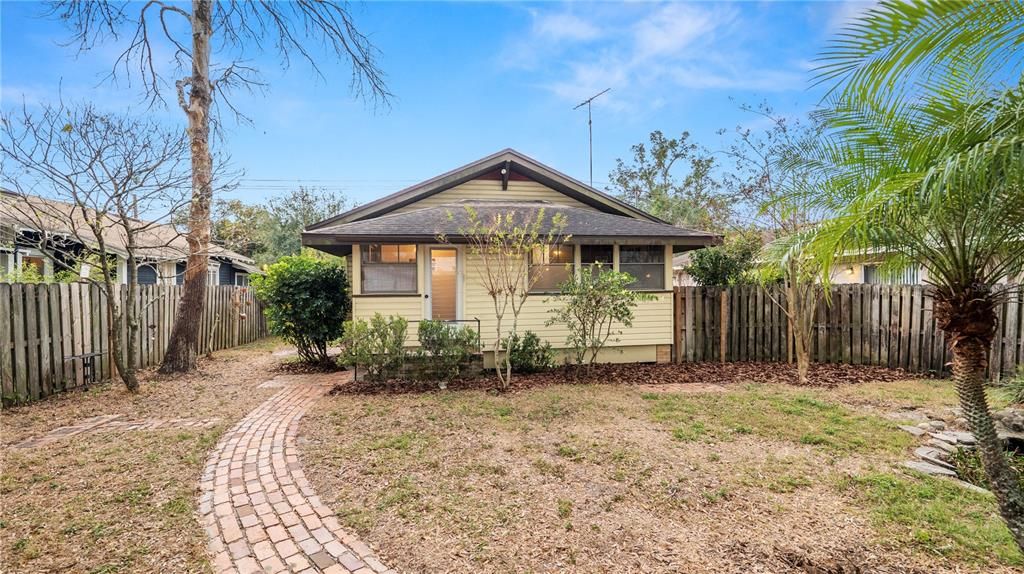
(805, 1, 1024, 549)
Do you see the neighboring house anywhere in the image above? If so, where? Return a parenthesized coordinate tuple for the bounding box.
(672, 252, 697, 287)
(302, 149, 721, 366)
(0, 191, 257, 285)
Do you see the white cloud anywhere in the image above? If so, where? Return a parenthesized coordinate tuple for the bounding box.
(823, 0, 878, 32)
(533, 11, 602, 42)
(632, 3, 731, 59)
(505, 3, 810, 115)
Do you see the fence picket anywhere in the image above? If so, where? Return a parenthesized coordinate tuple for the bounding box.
(1, 284, 267, 406)
(671, 284, 1021, 379)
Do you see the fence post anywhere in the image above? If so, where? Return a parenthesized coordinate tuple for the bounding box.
(719, 289, 728, 363)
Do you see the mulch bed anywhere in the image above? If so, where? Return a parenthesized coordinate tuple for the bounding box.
(333, 361, 915, 396)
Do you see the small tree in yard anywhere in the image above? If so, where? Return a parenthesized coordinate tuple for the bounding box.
(251, 256, 350, 364)
(547, 266, 653, 374)
(805, 2, 1024, 549)
(1, 102, 189, 392)
(686, 231, 761, 286)
(444, 206, 567, 389)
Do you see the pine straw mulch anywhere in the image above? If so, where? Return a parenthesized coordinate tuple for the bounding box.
(300, 379, 1015, 574)
(0, 338, 287, 574)
(334, 361, 912, 396)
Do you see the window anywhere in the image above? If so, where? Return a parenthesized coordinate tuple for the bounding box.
(207, 264, 220, 285)
(580, 245, 613, 274)
(235, 273, 249, 287)
(619, 246, 664, 290)
(529, 245, 573, 291)
(864, 264, 919, 285)
(361, 244, 417, 294)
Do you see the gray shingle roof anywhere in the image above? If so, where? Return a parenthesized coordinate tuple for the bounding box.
(303, 200, 720, 246)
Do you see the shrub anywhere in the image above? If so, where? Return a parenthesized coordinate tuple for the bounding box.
(339, 313, 408, 381)
(997, 366, 1024, 405)
(685, 231, 761, 286)
(251, 255, 350, 363)
(417, 320, 478, 381)
(504, 331, 554, 373)
(546, 267, 653, 372)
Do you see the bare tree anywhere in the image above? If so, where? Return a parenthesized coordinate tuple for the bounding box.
(0, 102, 190, 391)
(720, 104, 826, 384)
(47, 0, 391, 373)
(442, 206, 567, 390)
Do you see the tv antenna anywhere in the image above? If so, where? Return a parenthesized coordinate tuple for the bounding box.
(573, 88, 610, 187)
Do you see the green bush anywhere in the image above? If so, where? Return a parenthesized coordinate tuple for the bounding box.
(685, 231, 762, 286)
(504, 331, 554, 373)
(339, 313, 408, 381)
(546, 266, 654, 372)
(997, 366, 1024, 405)
(417, 320, 477, 381)
(251, 256, 350, 364)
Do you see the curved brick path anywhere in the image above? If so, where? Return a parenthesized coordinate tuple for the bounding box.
(198, 374, 393, 574)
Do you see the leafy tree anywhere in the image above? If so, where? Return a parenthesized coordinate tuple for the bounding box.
(251, 256, 350, 364)
(49, 0, 390, 374)
(263, 187, 350, 264)
(445, 206, 567, 389)
(547, 266, 654, 373)
(609, 131, 730, 231)
(685, 231, 761, 286)
(804, 1, 1024, 548)
(210, 199, 273, 259)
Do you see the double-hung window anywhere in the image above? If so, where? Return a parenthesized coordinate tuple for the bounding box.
(361, 244, 417, 294)
(619, 246, 664, 290)
(529, 245, 573, 292)
(580, 245, 613, 275)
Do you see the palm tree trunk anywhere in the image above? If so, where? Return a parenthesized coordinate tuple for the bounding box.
(951, 338, 1024, 551)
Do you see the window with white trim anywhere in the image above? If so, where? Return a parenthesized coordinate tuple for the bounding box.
(235, 273, 249, 287)
(361, 244, 417, 294)
(619, 246, 664, 290)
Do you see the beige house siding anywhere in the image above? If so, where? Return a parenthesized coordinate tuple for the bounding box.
(350, 243, 674, 363)
(390, 179, 593, 214)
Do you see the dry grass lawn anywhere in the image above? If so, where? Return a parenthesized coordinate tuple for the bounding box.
(0, 338, 286, 574)
(301, 378, 1021, 574)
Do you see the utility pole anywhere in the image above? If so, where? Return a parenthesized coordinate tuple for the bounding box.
(573, 88, 610, 187)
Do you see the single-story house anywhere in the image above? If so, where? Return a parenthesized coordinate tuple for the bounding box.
(1, 190, 257, 285)
(302, 149, 721, 366)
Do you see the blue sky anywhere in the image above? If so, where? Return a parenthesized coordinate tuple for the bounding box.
(1, 1, 869, 207)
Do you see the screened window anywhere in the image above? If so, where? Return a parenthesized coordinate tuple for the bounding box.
(529, 245, 573, 292)
(362, 244, 417, 294)
(580, 245, 613, 274)
(619, 246, 664, 290)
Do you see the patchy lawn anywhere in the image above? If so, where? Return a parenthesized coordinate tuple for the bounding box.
(0, 338, 286, 574)
(301, 378, 1021, 574)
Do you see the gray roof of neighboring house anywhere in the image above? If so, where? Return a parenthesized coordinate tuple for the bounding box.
(1, 190, 256, 269)
(303, 200, 721, 251)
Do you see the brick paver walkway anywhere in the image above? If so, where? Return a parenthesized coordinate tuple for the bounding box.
(198, 373, 392, 574)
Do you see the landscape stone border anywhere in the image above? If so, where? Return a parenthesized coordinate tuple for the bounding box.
(197, 372, 393, 574)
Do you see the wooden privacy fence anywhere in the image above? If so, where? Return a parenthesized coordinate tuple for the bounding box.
(0, 284, 268, 405)
(673, 284, 1024, 380)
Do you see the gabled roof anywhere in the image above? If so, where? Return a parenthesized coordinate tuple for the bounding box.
(303, 200, 720, 251)
(306, 148, 668, 230)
